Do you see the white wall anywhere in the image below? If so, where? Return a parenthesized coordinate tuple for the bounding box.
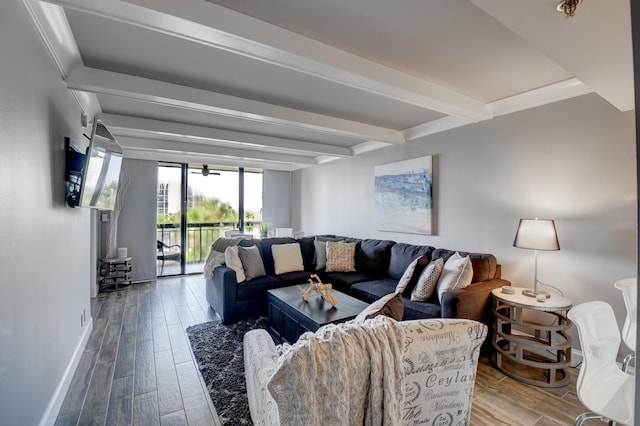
(294, 93, 636, 352)
(0, 2, 93, 425)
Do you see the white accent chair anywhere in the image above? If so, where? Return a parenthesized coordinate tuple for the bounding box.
(244, 318, 487, 425)
(614, 277, 636, 371)
(274, 228, 293, 237)
(568, 301, 635, 426)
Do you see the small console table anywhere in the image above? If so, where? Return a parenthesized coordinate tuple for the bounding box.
(492, 287, 572, 387)
(99, 257, 132, 292)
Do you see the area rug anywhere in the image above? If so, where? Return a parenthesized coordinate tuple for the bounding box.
(186, 316, 268, 426)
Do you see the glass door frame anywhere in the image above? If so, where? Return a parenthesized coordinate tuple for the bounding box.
(158, 162, 259, 277)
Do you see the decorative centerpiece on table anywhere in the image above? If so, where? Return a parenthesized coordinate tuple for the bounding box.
(297, 274, 338, 307)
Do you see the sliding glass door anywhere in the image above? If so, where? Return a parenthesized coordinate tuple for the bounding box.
(157, 164, 183, 276)
(157, 163, 262, 276)
(186, 167, 239, 273)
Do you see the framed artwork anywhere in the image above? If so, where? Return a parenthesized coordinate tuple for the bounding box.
(374, 156, 433, 235)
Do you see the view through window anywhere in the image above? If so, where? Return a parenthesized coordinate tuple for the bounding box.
(156, 163, 263, 276)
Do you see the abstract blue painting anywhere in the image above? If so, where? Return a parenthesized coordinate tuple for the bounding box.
(374, 156, 433, 235)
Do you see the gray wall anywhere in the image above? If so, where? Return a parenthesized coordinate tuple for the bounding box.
(0, 1, 93, 424)
(115, 159, 158, 282)
(294, 93, 636, 355)
(263, 170, 292, 230)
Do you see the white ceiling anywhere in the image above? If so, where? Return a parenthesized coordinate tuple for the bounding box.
(25, 0, 633, 171)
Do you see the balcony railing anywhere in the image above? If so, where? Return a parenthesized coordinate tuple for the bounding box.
(157, 221, 261, 265)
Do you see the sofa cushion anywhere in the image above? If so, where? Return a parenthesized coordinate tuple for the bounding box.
(398, 255, 431, 297)
(326, 241, 357, 272)
(387, 243, 434, 280)
(321, 271, 381, 293)
(350, 278, 399, 304)
(402, 299, 442, 320)
(431, 249, 497, 282)
(355, 239, 395, 276)
(411, 258, 444, 302)
(315, 235, 344, 242)
(395, 256, 423, 294)
(238, 245, 267, 281)
(242, 237, 296, 276)
(277, 270, 313, 286)
(272, 243, 304, 275)
(355, 292, 403, 322)
(437, 252, 473, 303)
(225, 246, 246, 283)
(296, 236, 317, 271)
(236, 275, 284, 301)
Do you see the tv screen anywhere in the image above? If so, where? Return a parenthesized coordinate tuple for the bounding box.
(77, 118, 124, 210)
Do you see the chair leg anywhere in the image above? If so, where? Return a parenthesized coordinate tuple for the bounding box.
(622, 353, 635, 372)
(575, 412, 611, 425)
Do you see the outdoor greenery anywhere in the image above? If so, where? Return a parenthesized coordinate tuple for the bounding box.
(158, 197, 238, 224)
(157, 196, 262, 265)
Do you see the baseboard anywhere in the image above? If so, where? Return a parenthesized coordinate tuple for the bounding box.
(38, 317, 94, 426)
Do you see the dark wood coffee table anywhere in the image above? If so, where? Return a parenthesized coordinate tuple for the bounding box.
(267, 285, 369, 344)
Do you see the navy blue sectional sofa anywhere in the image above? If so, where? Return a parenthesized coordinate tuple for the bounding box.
(206, 235, 510, 325)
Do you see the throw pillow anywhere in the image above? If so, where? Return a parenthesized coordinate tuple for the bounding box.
(394, 257, 421, 294)
(224, 246, 246, 283)
(313, 240, 327, 270)
(411, 258, 444, 302)
(355, 292, 404, 322)
(272, 243, 305, 275)
(394, 255, 429, 294)
(325, 241, 356, 272)
(238, 245, 266, 281)
(437, 252, 473, 303)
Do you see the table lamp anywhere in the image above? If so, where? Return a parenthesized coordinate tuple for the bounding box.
(513, 218, 560, 298)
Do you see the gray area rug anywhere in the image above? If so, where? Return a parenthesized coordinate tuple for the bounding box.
(186, 316, 268, 426)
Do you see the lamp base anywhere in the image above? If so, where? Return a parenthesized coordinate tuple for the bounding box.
(522, 288, 551, 299)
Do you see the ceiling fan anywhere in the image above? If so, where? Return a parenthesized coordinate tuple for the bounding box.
(191, 165, 220, 177)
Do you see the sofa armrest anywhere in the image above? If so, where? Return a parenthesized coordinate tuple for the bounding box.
(244, 329, 280, 426)
(440, 278, 511, 325)
(206, 266, 240, 324)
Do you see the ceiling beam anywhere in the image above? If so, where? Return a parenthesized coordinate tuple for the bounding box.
(470, 0, 633, 112)
(21, 0, 100, 117)
(43, 0, 491, 121)
(403, 78, 592, 140)
(118, 136, 320, 166)
(124, 147, 304, 171)
(102, 114, 352, 157)
(66, 67, 405, 144)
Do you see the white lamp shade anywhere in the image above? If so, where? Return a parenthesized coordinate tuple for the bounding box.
(513, 218, 560, 251)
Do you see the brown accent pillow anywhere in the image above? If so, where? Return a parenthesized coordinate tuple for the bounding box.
(355, 292, 404, 322)
(325, 241, 356, 272)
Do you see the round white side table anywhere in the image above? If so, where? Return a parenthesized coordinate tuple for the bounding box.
(491, 287, 572, 387)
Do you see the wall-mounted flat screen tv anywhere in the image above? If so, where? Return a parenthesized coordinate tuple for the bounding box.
(66, 117, 124, 210)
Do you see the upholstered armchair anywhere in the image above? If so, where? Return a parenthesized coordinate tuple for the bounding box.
(244, 317, 487, 425)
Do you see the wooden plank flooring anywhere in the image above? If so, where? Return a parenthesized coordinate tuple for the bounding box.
(55, 275, 597, 425)
(55, 276, 221, 426)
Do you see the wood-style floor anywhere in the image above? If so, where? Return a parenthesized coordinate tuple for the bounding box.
(55, 275, 599, 426)
(55, 275, 221, 426)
